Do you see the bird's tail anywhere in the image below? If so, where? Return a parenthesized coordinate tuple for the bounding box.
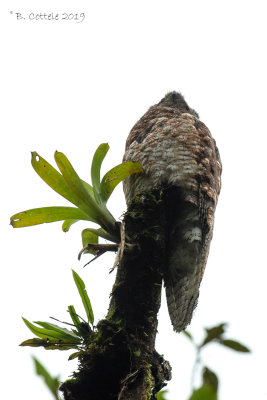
(165, 271, 201, 332)
(164, 189, 204, 332)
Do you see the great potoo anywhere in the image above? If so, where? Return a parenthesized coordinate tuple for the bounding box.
(123, 91, 222, 332)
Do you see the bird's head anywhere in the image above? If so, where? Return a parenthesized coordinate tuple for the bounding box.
(158, 91, 199, 118)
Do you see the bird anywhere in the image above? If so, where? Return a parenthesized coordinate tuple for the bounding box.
(123, 91, 222, 332)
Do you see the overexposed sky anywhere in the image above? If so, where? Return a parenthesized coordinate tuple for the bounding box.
(1, 1, 267, 399)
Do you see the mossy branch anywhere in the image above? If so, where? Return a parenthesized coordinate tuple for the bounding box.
(60, 190, 172, 400)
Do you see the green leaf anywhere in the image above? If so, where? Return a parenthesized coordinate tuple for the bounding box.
(34, 321, 80, 341)
(54, 152, 99, 216)
(20, 338, 76, 350)
(218, 339, 250, 353)
(82, 228, 98, 255)
(157, 389, 168, 400)
(201, 323, 227, 347)
(100, 161, 143, 203)
(83, 227, 118, 243)
(189, 385, 217, 400)
(82, 179, 96, 200)
(69, 351, 83, 360)
(68, 305, 90, 337)
(31, 152, 85, 209)
(182, 330, 194, 341)
(31, 151, 98, 207)
(54, 151, 116, 232)
(62, 219, 79, 232)
(11, 207, 90, 228)
(20, 338, 51, 347)
(32, 356, 60, 399)
(68, 305, 82, 329)
(72, 270, 94, 325)
(202, 367, 219, 393)
(44, 343, 76, 350)
(22, 318, 81, 343)
(91, 143, 109, 203)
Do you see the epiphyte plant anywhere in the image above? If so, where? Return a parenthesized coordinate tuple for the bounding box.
(20, 269, 96, 359)
(10, 143, 143, 255)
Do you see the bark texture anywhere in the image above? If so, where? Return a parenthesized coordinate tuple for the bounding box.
(60, 190, 172, 400)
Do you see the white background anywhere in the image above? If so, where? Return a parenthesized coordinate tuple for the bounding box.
(1, 1, 266, 399)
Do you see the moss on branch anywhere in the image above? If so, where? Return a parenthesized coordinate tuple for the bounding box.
(60, 190, 172, 400)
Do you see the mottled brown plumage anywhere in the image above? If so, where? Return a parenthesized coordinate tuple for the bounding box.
(123, 92, 221, 331)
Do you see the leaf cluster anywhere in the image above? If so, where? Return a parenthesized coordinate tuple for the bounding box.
(20, 270, 95, 360)
(10, 143, 143, 252)
(183, 323, 250, 400)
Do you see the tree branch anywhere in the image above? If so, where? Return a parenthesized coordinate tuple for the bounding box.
(60, 190, 172, 400)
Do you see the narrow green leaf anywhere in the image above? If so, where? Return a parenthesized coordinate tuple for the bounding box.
(69, 351, 83, 360)
(54, 151, 116, 231)
(83, 227, 118, 243)
(72, 270, 94, 325)
(20, 338, 50, 347)
(82, 180, 95, 200)
(22, 318, 81, 343)
(32, 357, 60, 399)
(100, 161, 143, 203)
(62, 219, 79, 232)
(201, 323, 227, 347)
(182, 330, 194, 341)
(218, 339, 250, 353)
(203, 367, 219, 393)
(44, 344, 76, 350)
(20, 338, 76, 350)
(68, 305, 81, 329)
(34, 321, 80, 341)
(31, 152, 84, 208)
(82, 229, 98, 255)
(67, 305, 91, 337)
(91, 143, 109, 203)
(11, 207, 90, 228)
(32, 151, 96, 207)
(189, 385, 217, 400)
(54, 152, 100, 217)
